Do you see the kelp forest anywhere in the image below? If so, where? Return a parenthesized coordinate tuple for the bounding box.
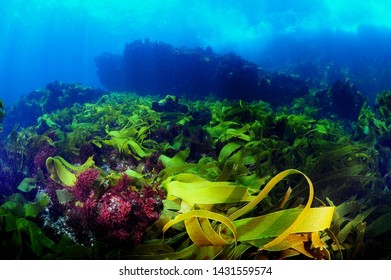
(1, 41, 391, 260)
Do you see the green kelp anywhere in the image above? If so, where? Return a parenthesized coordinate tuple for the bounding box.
(0, 92, 388, 259)
(370, 91, 391, 177)
(0, 190, 94, 259)
(45, 156, 95, 187)
(123, 167, 334, 260)
(0, 192, 73, 259)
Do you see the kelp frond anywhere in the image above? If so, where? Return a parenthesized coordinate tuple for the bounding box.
(131, 169, 335, 260)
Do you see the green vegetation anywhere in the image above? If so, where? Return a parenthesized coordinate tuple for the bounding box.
(1, 92, 391, 259)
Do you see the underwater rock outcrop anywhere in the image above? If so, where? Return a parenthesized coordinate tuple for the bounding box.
(259, 72, 309, 105)
(95, 39, 255, 99)
(95, 39, 309, 104)
(314, 79, 367, 121)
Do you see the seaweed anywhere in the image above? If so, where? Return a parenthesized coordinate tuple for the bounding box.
(0, 192, 56, 259)
(127, 169, 334, 260)
(1, 91, 389, 259)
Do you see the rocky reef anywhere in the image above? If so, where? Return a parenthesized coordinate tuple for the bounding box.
(95, 39, 309, 104)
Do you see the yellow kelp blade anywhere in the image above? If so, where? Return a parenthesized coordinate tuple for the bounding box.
(311, 231, 326, 249)
(250, 233, 330, 259)
(163, 173, 252, 205)
(185, 217, 213, 246)
(126, 138, 150, 157)
(234, 207, 335, 241)
(228, 169, 331, 251)
(161, 169, 334, 258)
(45, 156, 95, 187)
(311, 231, 331, 259)
(237, 207, 334, 259)
(159, 148, 190, 168)
(199, 218, 228, 246)
(162, 210, 237, 246)
(260, 234, 314, 259)
(228, 169, 309, 221)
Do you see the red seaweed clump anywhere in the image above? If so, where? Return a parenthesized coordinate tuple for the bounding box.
(141, 152, 165, 174)
(33, 146, 57, 173)
(92, 174, 164, 244)
(71, 168, 101, 202)
(59, 173, 164, 246)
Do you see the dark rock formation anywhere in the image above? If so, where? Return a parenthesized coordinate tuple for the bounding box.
(315, 80, 367, 121)
(259, 73, 309, 105)
(95, 39, 309, 104)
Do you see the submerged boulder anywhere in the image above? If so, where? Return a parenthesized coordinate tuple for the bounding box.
(95, 39, 309, 104)
(329, 80, 367, 120)
(96, 39, 253, 98)
(315, 80, 367, 121)
(258, 72, 309, 105)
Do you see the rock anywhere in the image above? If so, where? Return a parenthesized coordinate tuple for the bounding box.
(259, 72, 309, 105)
(315, 80, 367, 121)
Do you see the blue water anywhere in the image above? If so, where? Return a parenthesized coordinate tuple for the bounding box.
(1, 0, 391, 105)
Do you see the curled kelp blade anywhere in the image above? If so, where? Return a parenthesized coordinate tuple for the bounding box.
(45, 156, 95, 187)
(228, 169, 308, 220)
(226, 169, 317, 250)
(234, 207, 334, 258)
(160, 169, 335, 258)
(162, 210, 237, 246)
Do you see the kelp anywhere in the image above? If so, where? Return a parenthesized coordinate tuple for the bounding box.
(17, 178, 38, 193)
(0, 193, 54, 259)
(128, 168, 335, 259)
(298, 143, 380, 202)
(45, 156, 95, 187)
(2, 92, 389, 259)
(0, 190, 93, 259)
(101, 125, 152, 158)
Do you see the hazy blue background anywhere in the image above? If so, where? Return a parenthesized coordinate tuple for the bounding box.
(1, 0, 391, 106)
